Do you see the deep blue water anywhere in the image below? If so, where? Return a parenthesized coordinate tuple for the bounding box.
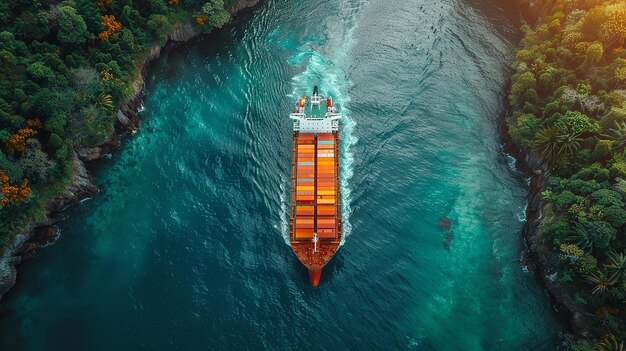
(0, 0, 562, 349)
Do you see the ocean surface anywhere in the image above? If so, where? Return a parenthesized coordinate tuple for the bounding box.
(0, 0, 563, 349)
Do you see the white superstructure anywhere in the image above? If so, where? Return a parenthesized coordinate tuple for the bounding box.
(290, 87, 341, 133)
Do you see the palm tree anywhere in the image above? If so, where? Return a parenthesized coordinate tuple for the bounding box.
(568, 222, 595, 252)
(596, 334, 624, 351)
(584, 270, 619, 297)
(531, 126, 582, 162)
(558, 129, 584, 156)
(601, 121, 626, 151)
(605, 251, 626, 282)
(91, 93, 113, 112)
(532, 126, 561, 161)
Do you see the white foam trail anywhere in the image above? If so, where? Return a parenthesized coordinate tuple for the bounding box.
(279, 181, 291, 245)
(285, 2, 366, 245)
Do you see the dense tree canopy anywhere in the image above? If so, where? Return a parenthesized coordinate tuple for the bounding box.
(512, 0, 626, 347)
(0, 0, 236, 245)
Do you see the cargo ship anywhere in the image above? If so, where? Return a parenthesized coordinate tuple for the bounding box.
(289, 86, 342, 287)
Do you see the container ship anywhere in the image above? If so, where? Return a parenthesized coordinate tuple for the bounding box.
(289, 86, 342, 287)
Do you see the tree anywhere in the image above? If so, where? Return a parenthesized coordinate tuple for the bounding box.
(555, 190, 577, 208)
(592, 189, 624, 208)
(574, 220, 616, 251)
(19, 139, 55, 182)
(13, 10, 50, 40)
(75, 0, 104, 33)
(532, 125, 582, 162)
(603, 206, 626, 228)
(0, 150, 22, 181)
(555, 111, 599, 135)
(596, 334, 624, 351)
(57, 6, 89, 45)
(560, 243, 598, 275)
(47, 133, 63, 152)
(0, 170, 30, 207)
(532, 126, 561, 161)
(196, 0, 230, 29)
(26, 62, 56, 85)
(98, 15, 122, 40)
(6, 127, 37, 154)
(91, 93, 113, 111)
(606, 252, 626, 282)
(584, 270, 618, 297)
(585, 42, 603, 66)
(599, 4, 626, 48)
(615, 58, 626, 81)
(44, 112, 67, 136)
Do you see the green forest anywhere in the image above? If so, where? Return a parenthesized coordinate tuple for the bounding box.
(0, 0, 233, 246)
(508, 0, 626, 348)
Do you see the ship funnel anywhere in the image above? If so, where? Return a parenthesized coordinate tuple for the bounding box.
(313, 85, 319, 96)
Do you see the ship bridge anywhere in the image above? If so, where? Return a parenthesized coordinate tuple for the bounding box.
(289, 93, 341, 133)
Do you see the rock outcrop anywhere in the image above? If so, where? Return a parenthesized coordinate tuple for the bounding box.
(45, 152, 99, 214)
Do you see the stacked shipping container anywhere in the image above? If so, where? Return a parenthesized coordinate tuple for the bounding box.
(316, 133, 336, 239)
(293, 133, 338, 240)
(295, 133, 316, 239)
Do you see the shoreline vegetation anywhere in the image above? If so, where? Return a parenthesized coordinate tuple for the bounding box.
(507, 0, 626, 348)
(0, 0, 259, 299)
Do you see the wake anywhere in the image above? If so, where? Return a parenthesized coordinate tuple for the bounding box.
(280, 1, 368, 246)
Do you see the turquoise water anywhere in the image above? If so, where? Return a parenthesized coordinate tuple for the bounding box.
(0, 0, 562, 349)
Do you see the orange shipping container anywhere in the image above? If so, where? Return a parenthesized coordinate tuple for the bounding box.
(295, 229, 314, 239)
(296, 206, 314, 215)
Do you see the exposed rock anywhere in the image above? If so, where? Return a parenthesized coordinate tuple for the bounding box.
(14, 226, 59, 260)
(0, 256, 17, 300)
(501, 121, 591, 336)
(0, 219, 51, 300)
(167, 23, 198, 42)
(45, 152, 98, 214)
(77, 147, 102, 162)
(229, 0, 261, 15)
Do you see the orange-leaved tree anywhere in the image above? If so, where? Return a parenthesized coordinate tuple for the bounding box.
(98, 15, 122, 40)
(6, 119, 41, 154)
(0, 171, 31, 207)
(96, 0, 112, 11)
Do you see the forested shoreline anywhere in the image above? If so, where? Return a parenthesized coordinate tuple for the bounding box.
(508, 0, 626, 348)
(0, 0, 236, 247)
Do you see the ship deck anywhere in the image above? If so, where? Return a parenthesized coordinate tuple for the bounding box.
(289, 131, 341, 271)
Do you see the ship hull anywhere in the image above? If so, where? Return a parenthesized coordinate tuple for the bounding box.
(289, 131, 342, 286)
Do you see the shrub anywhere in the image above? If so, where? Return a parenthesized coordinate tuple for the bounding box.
(555, 111, 600, 135)
(573, 164, 610, 182)
(555, 190, 578, 208)
(559, 243, 598, 275)
(543, 220, 570, 247)
(567, 179, 602, 196)
(517, 113, 541, 139)
(603, 205, 626, 227)
(591, 189, 624, 208)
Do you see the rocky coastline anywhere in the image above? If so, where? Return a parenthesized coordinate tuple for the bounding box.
(500, 122, 591, 337)
(0, 0, 260, 301)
